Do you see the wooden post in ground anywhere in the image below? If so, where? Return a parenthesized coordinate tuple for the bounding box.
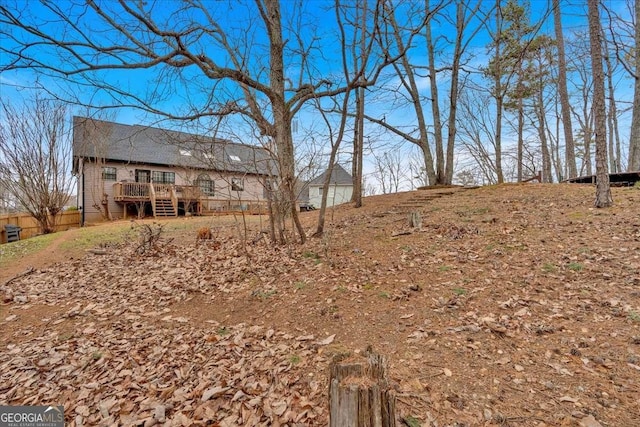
(329, 349, 396, 427)
(408, 211, 422, 229)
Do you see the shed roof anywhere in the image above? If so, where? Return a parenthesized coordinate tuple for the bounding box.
(308, 164, 353, 186)
(72, 117, 274, 176)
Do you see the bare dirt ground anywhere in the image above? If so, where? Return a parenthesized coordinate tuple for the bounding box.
(1, 183, 639, 427)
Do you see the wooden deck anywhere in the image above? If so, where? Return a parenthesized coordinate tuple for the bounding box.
(112, 182, 268, 217)
(564, 171, 640, 186)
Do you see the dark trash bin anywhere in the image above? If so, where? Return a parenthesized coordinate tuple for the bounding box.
(4, 224, 22, 243)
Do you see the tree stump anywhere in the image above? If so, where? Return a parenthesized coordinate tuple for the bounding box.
(408, 211, 422, 229)
(329, 350, 396, 427)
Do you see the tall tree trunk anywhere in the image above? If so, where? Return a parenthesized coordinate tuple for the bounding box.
(584, 121, 593, 176)
(628, 0, 640, 171)
(604, 29, 622, 173)
(493, 0, 504, 184)
(351, 0, 366, 206)
(495, 94, 504, 183)
(352, 86, 364, 207)
(587, 0, 612, 207)
(535, 93, 553, 183)
(445, 1, 468, 184)
(426, 1, 445, 185)
(553, 0, 577, 178)
(384, 3, 436, 185)
(265, 0, 306, 242)
(517, 96, 524, 182)
(550, 103, 564, 181)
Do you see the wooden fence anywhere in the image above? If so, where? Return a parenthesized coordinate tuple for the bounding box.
(0, 211, 81, 244)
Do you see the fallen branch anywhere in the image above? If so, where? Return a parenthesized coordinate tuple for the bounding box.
(2, 266, 35, 288)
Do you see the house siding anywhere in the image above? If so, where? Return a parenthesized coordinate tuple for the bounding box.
(80, 160, 268, 222)
(308, 184, 353, 208)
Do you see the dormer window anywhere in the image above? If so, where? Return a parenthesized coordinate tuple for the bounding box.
(228, 154, 241, 162)
(179, 149, 192, 156)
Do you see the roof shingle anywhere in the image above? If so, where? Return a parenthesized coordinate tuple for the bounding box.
(72, 117, 274, 176)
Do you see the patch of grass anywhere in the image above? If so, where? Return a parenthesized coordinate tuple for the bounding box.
(633, 181, 640, 190)
(403, 416, 421, 427)
(438, 265, 453, 272)
(289, 354, 301, 365)
(400, 245, 412, 252)
(294, 281, 307, 290)
(568, 211, 587, 220)
(363, 283, 374, 291)
(0, 233, 58, 269)
(378, 291, 390, 299)
(542, 263, 556, 273)
(57, 332, 73, 342)
(629, 311, 640, 322)
(471, 207, 491, 215)
(568, 262, 584, 272)
(254, 289, 277, 299)
(92, 351, 103, 361)
(452, 287, 466, 296)
(302, 250, 319, 259)
(59, 227, 131, 251)
(217, 326, 230, 336)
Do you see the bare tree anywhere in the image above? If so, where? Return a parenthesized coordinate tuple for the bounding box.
(587, 0, 612, 207)
(371, 150, 407, 194)
(632, 0, 640, 170)
(369, 1, 488, 186)
(567, 33, 595, 176)
(604, 0, 639, 171)
(457, 89, 500, 184)
(553, 0, 578, 179)
(0, 97, 74, 233)
(0, 0, 396, 244)
(371, 1, 440, 185)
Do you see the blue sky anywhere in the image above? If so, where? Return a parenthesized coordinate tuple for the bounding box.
(0, 0, 635, 187)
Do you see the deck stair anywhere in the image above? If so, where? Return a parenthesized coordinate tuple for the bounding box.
(154, 199, 177, 217)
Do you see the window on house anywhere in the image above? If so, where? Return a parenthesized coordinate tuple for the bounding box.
(152, 171, 175, 184)
(231, 177, 244, 191)
(196, 173, 215, 196)
(179, 149, 192, 156)
(102, 167, 117, 181)
(228, 154, 241, 163)
(318, 187, 323, 196)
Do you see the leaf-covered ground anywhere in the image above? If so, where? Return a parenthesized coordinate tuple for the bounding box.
(1, 183, 639, 426)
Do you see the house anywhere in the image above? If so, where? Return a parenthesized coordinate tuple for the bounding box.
(72, 117, 275, 224)
(306, 164, 354, 209)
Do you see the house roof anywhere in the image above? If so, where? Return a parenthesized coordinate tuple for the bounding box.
(308, 164, 353, 186)
(72, 117, 275, 176)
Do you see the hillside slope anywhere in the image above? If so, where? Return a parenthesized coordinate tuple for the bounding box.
(1, 183, 639, 426)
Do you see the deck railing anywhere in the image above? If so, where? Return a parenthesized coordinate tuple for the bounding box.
(113, 182, 150, 200)
(176, 185, 202, 201)
(152, 183, 173, 199)
(114, 183, 203, 202)
(113, 182, 267, 215)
